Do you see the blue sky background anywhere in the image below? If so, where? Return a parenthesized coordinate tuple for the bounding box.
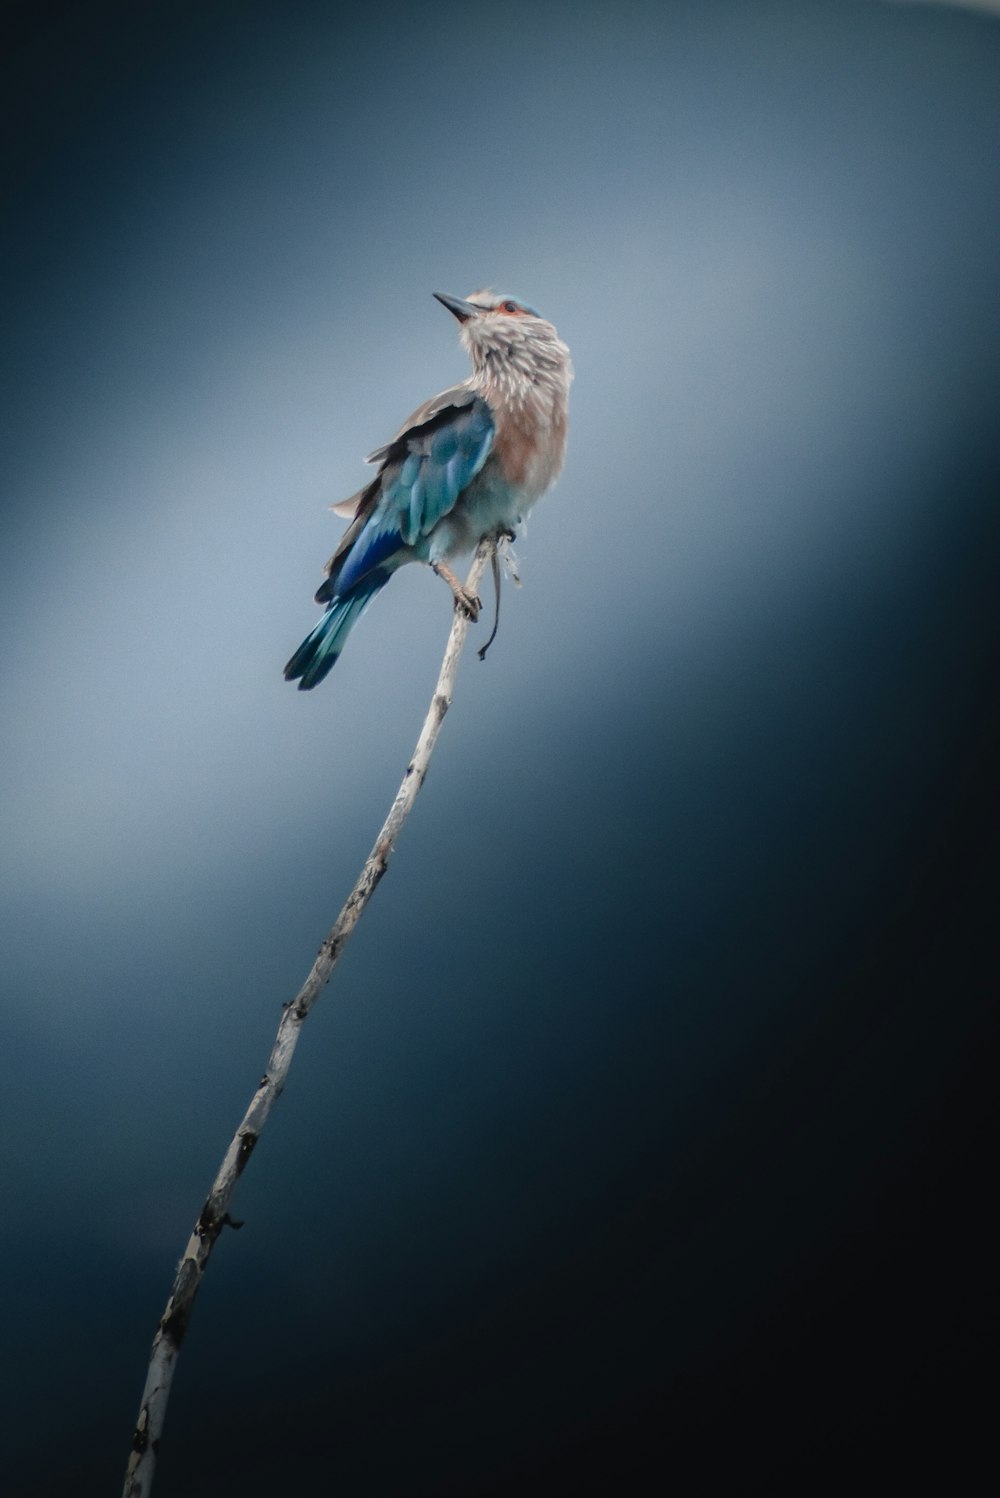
(2, 1, 998, 1493)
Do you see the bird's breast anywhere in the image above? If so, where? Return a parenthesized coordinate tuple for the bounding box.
(492, 402, 568, 501)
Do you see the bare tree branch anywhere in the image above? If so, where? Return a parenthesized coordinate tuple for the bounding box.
(123, 539, 495, 1498)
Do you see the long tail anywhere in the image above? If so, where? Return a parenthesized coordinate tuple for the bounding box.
(284, 576, 387, 690)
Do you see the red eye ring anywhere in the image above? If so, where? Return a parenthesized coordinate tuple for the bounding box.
(501, 299, 519, 314)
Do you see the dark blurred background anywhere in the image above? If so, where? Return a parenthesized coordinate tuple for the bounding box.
(2, 1, 997, 1492)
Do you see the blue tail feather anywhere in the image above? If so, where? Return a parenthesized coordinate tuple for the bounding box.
(284, 576, 387, 690)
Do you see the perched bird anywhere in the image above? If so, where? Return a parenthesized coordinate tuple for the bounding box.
(284, 290, 573, 689)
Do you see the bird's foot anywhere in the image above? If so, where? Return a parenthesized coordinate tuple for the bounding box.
(432, 562, 481, 622)
(456, 588, 482, 622)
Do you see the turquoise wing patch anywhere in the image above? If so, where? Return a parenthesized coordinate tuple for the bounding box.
(393, 398, 495, 546)
(328, 395, 495, 596)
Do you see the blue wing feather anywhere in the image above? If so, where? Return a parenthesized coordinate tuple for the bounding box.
(432, 427, 459, 464)
(399, 453, 421, 487)
(405, 474, 426, 546)
(421, 459, 451, 516)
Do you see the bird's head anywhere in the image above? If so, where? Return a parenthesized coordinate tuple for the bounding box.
(434, 290, 542, 324)
(433, 289, 568, 385)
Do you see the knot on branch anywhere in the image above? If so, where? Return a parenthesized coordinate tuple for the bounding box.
(236, 1130, 258, 1174)
(160, 1258, 199, 1348)
(131, 1407, 149, 1455)
(320, 933, 342, 964)
(197, 1198, 246, 1244)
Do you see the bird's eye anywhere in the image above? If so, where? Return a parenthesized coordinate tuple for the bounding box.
(501, 300, 519, 314)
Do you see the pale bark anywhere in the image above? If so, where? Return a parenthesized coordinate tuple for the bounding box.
(123, 540, 494, 1498)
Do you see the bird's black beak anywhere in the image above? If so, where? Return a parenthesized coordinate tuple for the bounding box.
(433, 292, 480, 323)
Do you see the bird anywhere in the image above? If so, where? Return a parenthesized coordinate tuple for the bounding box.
(284, 290, 573, 689)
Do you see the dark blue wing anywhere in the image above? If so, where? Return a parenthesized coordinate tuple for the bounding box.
(324, 395, 494, 599)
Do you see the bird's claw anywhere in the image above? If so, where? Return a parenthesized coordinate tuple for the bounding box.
(431, 560, 481, 621)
